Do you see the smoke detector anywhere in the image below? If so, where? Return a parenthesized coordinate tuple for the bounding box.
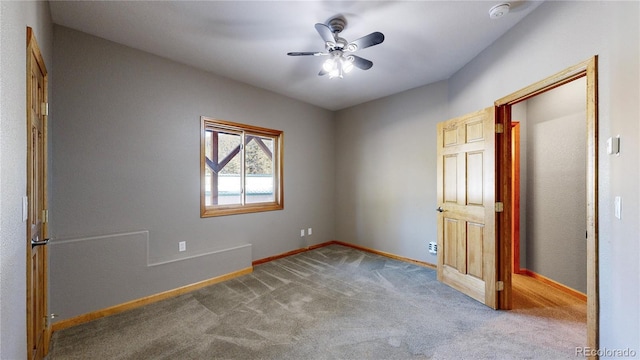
(489, 3, 510, 19)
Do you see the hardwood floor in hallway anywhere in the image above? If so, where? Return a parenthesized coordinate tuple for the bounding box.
(512, 273, 587, 324)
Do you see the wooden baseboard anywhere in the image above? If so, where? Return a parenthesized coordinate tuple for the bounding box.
(251, 241, 338, 266)
(331, 241, 437, 269)
(51, 266, 253, 332)
(252, 248, 309, 265)
(53, 241, 435, 333)
(520, 269, 587, 302)
(253, 240, 437, 270)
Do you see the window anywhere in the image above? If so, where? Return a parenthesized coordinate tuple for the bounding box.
(201, 117, 283, 217)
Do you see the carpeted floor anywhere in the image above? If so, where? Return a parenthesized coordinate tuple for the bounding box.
(48, 245, 586, 359)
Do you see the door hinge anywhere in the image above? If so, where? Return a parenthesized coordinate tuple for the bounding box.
(496, 281, 504, 291)
(42, 209, 49, 223)
(495, 123, 504, 134)
(495, 202, 504, 212)
(41, 102, 49, 116)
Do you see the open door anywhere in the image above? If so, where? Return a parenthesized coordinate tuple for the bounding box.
(27, 27, 50, 360)
(436, 107, 498, 309)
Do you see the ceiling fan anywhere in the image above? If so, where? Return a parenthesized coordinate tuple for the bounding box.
(287, 16, 385, 79)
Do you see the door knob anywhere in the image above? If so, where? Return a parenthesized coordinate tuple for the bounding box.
(436, 207, 445, 213)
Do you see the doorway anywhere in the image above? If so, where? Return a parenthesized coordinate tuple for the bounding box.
(510, 84, 588, 300)
(496, 56, 598, 351)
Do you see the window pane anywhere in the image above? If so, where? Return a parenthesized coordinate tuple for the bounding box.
(204, 168, 213, 206)
(245, 135, 274, 204)
(204, 130, 214, 206)
(205, 130, 213, 161)
(218, 132, 240, 166)
(217, 132, 241, 205)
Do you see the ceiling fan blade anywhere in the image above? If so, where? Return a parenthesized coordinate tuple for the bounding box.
(350, 55, 373, 70)
(315, 23, 335, 44)
(318, 68, 329, 76)
(287, 52, 324, 56)
(348, 32, 385, 51)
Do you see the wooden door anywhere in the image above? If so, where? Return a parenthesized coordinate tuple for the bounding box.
(27, 27, 49, 360)
(436, 107, 498, 309)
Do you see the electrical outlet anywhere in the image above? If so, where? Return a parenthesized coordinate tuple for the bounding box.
(300, 229, 305, 237)
(179, 241, 186, 252)
(308, 228, 313, 235)
(428, 241, 437, 255)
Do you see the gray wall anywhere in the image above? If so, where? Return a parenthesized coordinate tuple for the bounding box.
(335, 0, 639, 353)
(334, 81, 448, 265)
(0, 1, 53, 359)
(49, 26, 336, 321)
(524, 78, 587, 293)
(446, 0, 639, 353)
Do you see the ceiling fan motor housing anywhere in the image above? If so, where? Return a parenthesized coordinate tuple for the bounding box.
(328, 16, 346, 34)
(334, 37, 348, 50)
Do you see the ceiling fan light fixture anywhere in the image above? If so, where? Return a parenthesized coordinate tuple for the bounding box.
(328, 67, 341, 79)
(323, 58, 342, 79)
(342, 56, 355, 74)
(322, 59, 336, 73)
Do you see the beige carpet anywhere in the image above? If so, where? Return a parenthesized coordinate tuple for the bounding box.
(48, 245, 586, 359)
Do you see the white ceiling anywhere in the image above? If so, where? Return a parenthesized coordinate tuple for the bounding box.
(49, 1, 544, 111)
